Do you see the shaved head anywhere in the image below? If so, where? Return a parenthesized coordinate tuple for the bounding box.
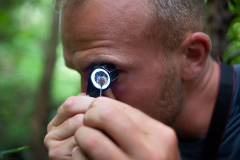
(56, 0, 205, 54)
(148, 0, 205, 53)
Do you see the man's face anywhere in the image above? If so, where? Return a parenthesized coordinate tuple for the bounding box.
(61, 0, 183, 124)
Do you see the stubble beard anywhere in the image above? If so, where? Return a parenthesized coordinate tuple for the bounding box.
(155, 58, 184, 125)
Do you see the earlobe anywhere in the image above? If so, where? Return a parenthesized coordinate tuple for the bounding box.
(181, 32, 211, 81)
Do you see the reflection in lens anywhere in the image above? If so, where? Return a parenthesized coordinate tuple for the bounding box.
(95, 71, 108, 86)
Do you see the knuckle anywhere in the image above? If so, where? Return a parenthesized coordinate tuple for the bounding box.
(47, 122, 53, 133)
(43, 134, 50, 148)
(61, 96, 76, 113)
(48, 148, 59, 160)
(67, 114, 84, 127)
(155, 124, 178, 146)
(48, 142, 64, 160)
(165, 127, 178, 145)
(98, 106, 119, 122)
(47, 124, 51, 133)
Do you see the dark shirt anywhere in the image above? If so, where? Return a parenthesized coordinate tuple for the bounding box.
(179, 64, 240, 160)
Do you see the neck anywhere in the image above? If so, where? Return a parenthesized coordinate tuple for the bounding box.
(171, 57, 220, 141)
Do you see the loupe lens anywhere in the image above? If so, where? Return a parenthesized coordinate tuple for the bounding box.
(87, 64, 119, 97)
(91, 68, 110, 89)
(95, 71, 108, 85)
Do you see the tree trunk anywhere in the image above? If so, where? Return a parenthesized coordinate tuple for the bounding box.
(206, 0, 237, 59)
(30, 11, 59, 160)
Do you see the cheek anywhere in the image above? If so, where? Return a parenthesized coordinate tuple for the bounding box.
(111, 70, 162, 110)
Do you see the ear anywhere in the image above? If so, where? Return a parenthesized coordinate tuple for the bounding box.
(180, 32, 211, 81)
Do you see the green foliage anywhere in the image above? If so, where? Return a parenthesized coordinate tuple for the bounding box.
(52, 44, 80, 105)
(229, 0, 240, 14)
(223, 0, 240, 64)
(0, 0, 80, 159)
(50, 43, 80, 120)
(0, 0, 240, 159)
(0, 146, 29, 159)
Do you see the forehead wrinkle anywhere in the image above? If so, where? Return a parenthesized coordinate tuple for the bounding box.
(64, 38, 114, 55)
(61, 0, 151, 42)
(61, 0, 156, 73)
(73, 51, 119, 72)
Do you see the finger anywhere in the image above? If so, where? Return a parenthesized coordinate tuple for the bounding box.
(84, 104, 145, 156)
(75, 126, 129, 160)
(77, 92, 87, 96)
(85, 98, 177, 159)
(48, 96, 95, 131)
(89, 98, 171, 144)
(89, 97, 163, 131)
(72, 146, 89, 160)
(50, 114, 84, 140)
(46, 136, 77, 160)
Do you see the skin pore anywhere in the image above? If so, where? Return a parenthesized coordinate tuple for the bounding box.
(60, 0, 219, 141)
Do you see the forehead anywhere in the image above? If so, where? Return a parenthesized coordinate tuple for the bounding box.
(61, 0, 152, 47)
(60, 0, 158, 73)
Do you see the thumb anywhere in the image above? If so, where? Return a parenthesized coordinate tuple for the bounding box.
(77, 93, 87, 96)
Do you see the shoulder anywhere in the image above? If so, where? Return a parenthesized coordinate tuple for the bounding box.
(233, 64, 240, 108)
(234, 64, 240, 73)
(233, 65, 240, 92)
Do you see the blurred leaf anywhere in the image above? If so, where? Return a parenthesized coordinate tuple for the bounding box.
(223, 0, 240, 64)
(0, 146, 29, 159)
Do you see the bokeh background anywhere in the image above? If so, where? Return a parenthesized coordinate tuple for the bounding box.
(0, 0, 240, 159)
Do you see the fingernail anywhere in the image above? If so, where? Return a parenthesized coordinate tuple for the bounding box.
(72, 146, 79, 154)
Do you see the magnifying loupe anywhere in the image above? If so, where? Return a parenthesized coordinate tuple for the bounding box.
(86, 64, 119, 97)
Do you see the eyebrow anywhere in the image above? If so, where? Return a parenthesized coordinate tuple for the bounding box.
(75, 55, 116, 73)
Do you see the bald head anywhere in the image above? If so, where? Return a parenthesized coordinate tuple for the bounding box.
(56, 0, 206, 54)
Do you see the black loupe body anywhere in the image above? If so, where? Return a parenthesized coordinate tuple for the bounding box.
(86, 64, 119, 97)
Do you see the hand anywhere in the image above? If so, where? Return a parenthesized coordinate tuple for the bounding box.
(72, 97, 181, 160)
(44, 94, 95, 160)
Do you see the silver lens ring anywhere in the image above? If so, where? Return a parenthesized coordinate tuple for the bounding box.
(90, 68, 111, 89)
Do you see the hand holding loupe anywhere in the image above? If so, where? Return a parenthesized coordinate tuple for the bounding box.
(86, 64, 119, 97)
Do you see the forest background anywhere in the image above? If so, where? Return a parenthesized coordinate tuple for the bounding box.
(0, 0, 240, 159)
